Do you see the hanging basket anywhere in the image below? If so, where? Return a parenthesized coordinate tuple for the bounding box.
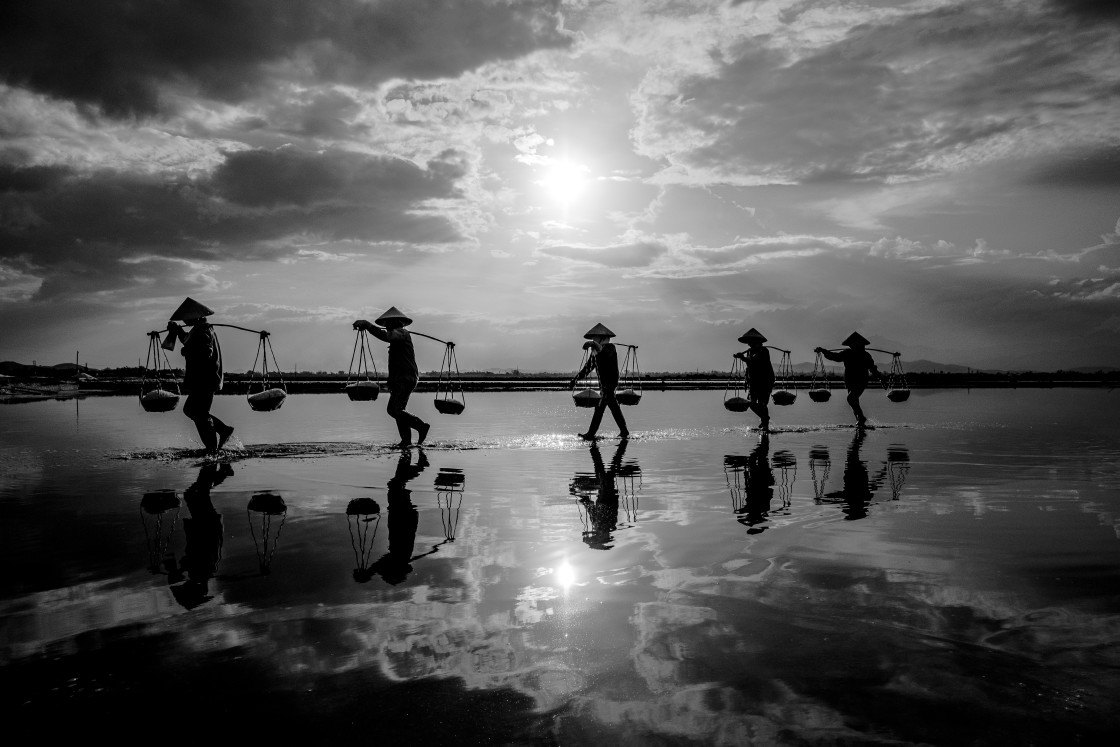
(344, 329, 381, 402)
(573, 346, 601, 408)
(346, 381, 380, 401)
(772, 390, 797, 406)
(434, 398, 466, 414)
(885, 353, 910, 403)
(141, 388, 180, 412)
(724, 396, 752, 412)
(248, 388, 286, 411)
(770, 348, 797, 406)
(574, 388, 601, 408)
(808, 351, 832, 403)
(616, 345, 643, 406)
(246, 331, 287, 412)
(434, 341, 466, 415)
(616, 388, 642, 406)
(723, 355, 751, 412)
(139, 330, 181, 412)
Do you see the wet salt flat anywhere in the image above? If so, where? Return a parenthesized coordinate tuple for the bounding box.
(2, 388, 1119, 744)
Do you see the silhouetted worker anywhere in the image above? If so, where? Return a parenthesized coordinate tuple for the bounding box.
(170, 462, 234, 609)
(353, 307, 431, 448)
(371, 448, 429, 584)
(826, 429, 887, 520)
(737, 434, 775, 532)
(580, 440, 628, 550)
(571, 322, 629, 440)
(733, 327, 775, 431)
(164, 297, 234, 453)
(816, 331, 882, 427)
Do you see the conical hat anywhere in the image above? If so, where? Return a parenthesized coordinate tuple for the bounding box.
(169, 297, 215, 321)
(738, 327, 767, 344)
(842, 331, 870, 346)
(583, 322, 615, 339)
(375, 306, 413, 327)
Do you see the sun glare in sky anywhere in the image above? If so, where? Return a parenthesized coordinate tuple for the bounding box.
(537, 159, 591, 206)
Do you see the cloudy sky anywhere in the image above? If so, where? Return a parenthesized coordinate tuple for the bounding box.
(2, 0, 1119, 373)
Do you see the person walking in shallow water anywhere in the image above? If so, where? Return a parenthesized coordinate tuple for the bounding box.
(734, 327, 775, 432)
(353, 306, 431, 448)
(164, 297, 234, 454)
(571, 322, 629, 440)
(816, 331, 882, 428)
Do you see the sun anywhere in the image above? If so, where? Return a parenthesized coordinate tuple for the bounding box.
(538, 158, 590, 205)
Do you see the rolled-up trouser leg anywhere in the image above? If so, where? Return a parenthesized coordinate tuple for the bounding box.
(605, 390, 628, 434)
(183, 392, 217, 451)
(387, 385, 424, 443)
(846, 386, 867, 423)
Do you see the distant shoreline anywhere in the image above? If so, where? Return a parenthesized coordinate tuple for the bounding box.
(11, 371, 1113, 401)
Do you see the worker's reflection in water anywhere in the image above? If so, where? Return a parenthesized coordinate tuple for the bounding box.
(578, 440, 629, 550)
(370, 448, 429, 584)
(731, 434, 775, 533)
(827, 429, 887, 520)
(169, 462, 234, 609)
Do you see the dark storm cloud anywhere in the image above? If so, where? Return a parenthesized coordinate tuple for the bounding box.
(0, 0, 570, 118)
(1048, 0, 1120, 21)
(540, 241, 668, 268)
(1025, 146, 1120, 187)
(637, 2, 1120, 185)
(0, 147, 466, 301)
(211, 148, 462, 208)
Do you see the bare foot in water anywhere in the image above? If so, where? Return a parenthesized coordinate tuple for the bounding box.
(217, 426, 235, 450)
(417, 422, 430, 445)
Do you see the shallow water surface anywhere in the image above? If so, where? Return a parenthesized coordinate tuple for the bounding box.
(2, 389, 1119, 744)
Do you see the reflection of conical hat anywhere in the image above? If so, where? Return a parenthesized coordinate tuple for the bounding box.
(375, 306, 413, 327)
(583, 322, 615, 339)
(738, 327, 767, 344)
(842, 331, 870, 346)
(169, 297, 215, 321)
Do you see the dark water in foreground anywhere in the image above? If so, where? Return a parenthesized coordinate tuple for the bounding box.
(2, 389, 1119, 744)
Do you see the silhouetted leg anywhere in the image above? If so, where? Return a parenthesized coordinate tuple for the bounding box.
(749, 392, 770, 430)
(605, 392, 629, 437)
(582, 398, 607, 438)
(211, 414, 234, 449)
(847, 387, 867, 425)
(387, 386, 427, 445)
(183, 392, 218, 451)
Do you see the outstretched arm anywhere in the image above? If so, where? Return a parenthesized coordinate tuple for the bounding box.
(353, 319, 390, 343)
(572, 342, 600, 384)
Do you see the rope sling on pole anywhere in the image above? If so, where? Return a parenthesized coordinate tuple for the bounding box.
(572, 343, 601, 408)
(140, 330, 181, 412)
(808, 350, 833, 402)
(770, 346, 797, 406)
(884, 352, 911, 402)
(344, 329, 381, 401)
(246, 331, 287, 411)
(433, 342, 466, 414)
(615, 344, 642, 406)
(723, 355, 751, 412)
